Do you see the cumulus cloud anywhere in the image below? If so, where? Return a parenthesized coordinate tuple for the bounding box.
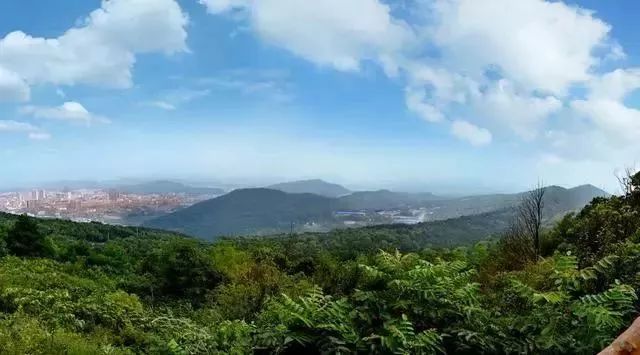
(569, 68, 640, 147)
(571, 98, 640, 144)
(585, 68, 640, 101)
(451, 120, 492, 146)
(203, 0, 624, 150)
(427, 0, 611, 96)
(0, 66, 30, 102)
(20, 101, 110, 125)
(0, 0, 188, 92)
(200, 0, 413, 72)
(404, 65, 474, 104)
(473, 80, 563, 140)
(402, 0, 613, 145)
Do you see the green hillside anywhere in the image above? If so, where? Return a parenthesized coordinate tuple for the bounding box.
(0, 174, 637, 354)
(337, 189, 440, 210)
(267, 179, 351, 197)
(145, 188, 339, 238)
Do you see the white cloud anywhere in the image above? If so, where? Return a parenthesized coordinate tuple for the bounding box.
(28, 132, 52, 141)
(428, 0, 611, 96)
(0, 0, 188, 92)
(585, 68, 640, 101)
(146, 88, 211, 110)
(571, 99, 640, 144)
(200, 0, 414, 71)
(197, 69, 294, 102)
(402, 0, 614, 146)
(451, 120, 492, 146)
(164, 88, 211, 104)
(0, 120, 49, 140)
(474, 80, 562, 139)
(203, 0, 621, 148)
(405, 64, 474, 104)
(0, 66, 30, 102)
(405, 86, 445, 122)
(20, 101, 110, 125)
(148, 101, 177, 111)
(568, 68, 640, 147)
(0, 120, 38, 132)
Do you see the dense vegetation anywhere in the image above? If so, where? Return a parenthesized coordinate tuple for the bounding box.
(145, 184, 606, 239)
(145, 188, 340, 237)
(0, 176, 637, 354)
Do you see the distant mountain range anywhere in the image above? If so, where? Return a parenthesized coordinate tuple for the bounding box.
(145, 183, 609, 240)
(117, 180, 225, 196)
(267, 179, 351, 197)
(416, 184, 610, 221)
(339, 189, 441, 210)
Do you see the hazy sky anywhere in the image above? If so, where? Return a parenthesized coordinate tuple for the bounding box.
(1, 0, 639, 193)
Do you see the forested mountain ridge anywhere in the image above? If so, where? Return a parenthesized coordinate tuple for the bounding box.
(145, 188, 339, 237)
(337, 189, 441, 210)
(267, 179, 351, 197)
(145, 184, 607, 240)
(0, 174, 638, 353)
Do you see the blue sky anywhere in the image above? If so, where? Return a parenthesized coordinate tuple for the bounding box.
(1, 0, 639, 193)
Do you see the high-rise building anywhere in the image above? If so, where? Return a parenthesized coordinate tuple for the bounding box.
(30, 189, 46, 201)
(107, 189, 120, 201)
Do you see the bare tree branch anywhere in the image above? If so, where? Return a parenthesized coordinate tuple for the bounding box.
(615, 167, 636, 196)
(518, 181, 545, 258)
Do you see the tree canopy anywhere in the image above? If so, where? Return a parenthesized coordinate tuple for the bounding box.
(0, 173, 638, 353)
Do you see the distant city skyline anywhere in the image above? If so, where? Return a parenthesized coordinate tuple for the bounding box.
(1, 0, 639, 193)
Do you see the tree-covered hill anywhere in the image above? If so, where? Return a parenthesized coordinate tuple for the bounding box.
(0, 176, 635, 353)
(337, 189, 441, 210)
(232, 208, 515, 260)
(145, 188, 340, 238)
(267, 179, 351, 197)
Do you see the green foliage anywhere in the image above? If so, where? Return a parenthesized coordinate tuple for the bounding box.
(5, 214, 53, 258)
(555, 196, 640, 266)
(253, 249, 636, 354)
(149, 316, 253, 354)
(145, 188, 339, 238)
(141, 239, 224, 302)
(0, 184, 637, 354)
